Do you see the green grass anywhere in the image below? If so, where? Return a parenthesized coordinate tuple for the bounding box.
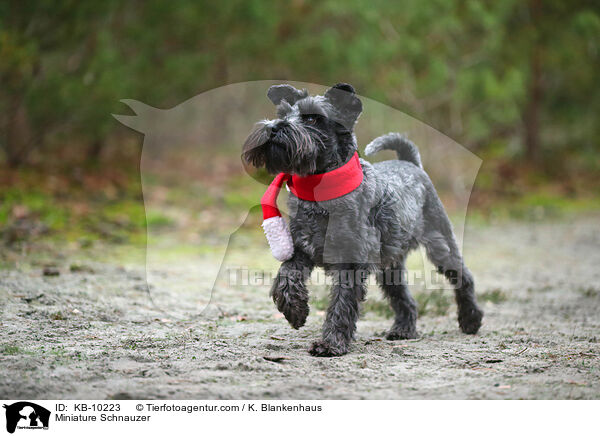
(310, 293, 329, 311)
(1, 345, 22, 355)
(415, 291, 452, 317)
(479, 288, 508, 303)
(362, 299, 394, 318)
(471, 191, 600, 223)
(0, 188, 69, 230)
(102, 200, 147, 229)
(313, 290, 452, 318)
(1, 344, 36, 356)
(146, 211, 175, 228)
(0, 187, 149, 244)
(579, 287, 599, 298)
(50, 311, 66, 320)
(223, 176, 265, 212)
(313, 294, 394, 318)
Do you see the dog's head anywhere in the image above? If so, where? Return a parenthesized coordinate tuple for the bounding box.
(242, 83, 362, 176)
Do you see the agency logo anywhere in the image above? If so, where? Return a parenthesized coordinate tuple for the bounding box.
(3, 402, 50, 434)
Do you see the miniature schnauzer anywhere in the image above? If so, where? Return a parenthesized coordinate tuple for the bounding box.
(243, 83, 483, 356)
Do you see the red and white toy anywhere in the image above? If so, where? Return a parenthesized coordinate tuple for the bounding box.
(261, 173, 294, 261)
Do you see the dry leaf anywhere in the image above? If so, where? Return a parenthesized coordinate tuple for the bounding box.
(263, 356, 289, 363)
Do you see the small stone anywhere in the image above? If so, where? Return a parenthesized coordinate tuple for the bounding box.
(43, 267, 60, 276)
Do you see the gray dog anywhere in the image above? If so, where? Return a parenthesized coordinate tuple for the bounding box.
(243, 83, 483, 356)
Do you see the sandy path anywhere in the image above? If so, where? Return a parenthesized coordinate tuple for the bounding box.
(1, 214, 599, 399)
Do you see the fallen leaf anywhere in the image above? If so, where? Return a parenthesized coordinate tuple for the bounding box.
(263, 356, 289, 363)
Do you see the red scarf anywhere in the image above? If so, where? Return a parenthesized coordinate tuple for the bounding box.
(261, 152, 363, 219)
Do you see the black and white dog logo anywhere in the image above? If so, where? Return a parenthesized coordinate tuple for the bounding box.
(3, 402, 50, 434)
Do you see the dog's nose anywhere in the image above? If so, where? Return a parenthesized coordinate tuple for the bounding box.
(270, 123, 280, 135)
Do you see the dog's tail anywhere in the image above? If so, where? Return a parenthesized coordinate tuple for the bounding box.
(364, 133, 422, 168)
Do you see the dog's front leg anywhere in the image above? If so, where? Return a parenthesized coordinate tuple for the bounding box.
(271, 251, 314, 329)
(310, 265, 369, 357)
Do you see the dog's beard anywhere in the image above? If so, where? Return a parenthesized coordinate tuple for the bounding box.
(242, 120, 321, 176)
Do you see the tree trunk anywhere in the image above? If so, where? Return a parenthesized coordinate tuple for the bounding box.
(523, 0, 543, 164)
(87, 139, 105, 164)
(3, 92, 33, 168)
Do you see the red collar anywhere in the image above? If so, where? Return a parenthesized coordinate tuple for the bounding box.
(261, 152, 363, 219)
(288, 152, 363, 202)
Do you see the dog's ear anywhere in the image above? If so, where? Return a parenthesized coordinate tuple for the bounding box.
(324, 83, 362, 129)
(267, 84, 308, 106)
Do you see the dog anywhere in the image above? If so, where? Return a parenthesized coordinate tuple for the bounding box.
(243, 83, 483, 356)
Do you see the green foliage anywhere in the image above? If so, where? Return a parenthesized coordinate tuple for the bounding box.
(1, 2, 598, 247)
(0, 0, 598, 176)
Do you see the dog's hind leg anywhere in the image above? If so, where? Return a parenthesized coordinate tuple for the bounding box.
(271, 250, 314, 329)
(377, 262, 418, 340)
(421, 191, 483, 334)
(309, 264, 369, 356)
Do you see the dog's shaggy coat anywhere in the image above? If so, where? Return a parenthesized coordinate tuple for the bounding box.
(243, 83, 483, 356)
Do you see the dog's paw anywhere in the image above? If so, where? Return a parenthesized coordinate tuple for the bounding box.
(309, 340, 348, 357)
(272, 291, 309, 329)
(385, 328, 418, 340)
(283, 300, 309, 329)
(458, 306, 483, 334)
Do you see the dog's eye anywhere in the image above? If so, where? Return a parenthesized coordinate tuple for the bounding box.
(302, 115, 318, 125)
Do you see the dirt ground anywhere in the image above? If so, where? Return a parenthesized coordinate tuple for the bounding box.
(1, 213, 599, 400)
